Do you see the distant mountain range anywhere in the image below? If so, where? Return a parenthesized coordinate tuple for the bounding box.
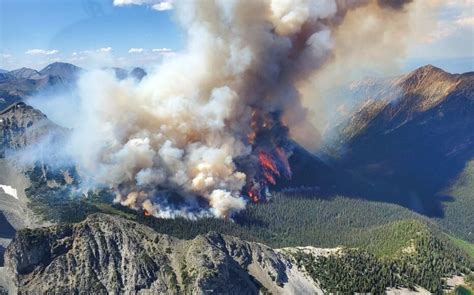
(0, 62, 147, 110)
(4, 62, 82, 81)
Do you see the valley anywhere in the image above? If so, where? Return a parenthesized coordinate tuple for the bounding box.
(0, 63, 473, 293)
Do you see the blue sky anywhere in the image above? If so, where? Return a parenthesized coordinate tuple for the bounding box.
(0, 0, 473, 72)
(0, 0, 183, 69)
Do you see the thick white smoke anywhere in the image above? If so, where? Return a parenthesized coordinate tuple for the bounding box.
(62, 0, 413, 218)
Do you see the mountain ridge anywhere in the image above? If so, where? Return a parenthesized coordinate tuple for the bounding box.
(332, 64, 474, 224)
(7, 68, 42, 80)
(4, 213, 320, 294)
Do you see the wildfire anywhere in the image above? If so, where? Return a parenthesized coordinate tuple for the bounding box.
(258, 151, 280, 176)
(258, 151, 282, 185)
(144, 209, 152, 217)
(242, 108, 294, 203)
(247, 110, 259, 144)
(248, 188, 259, 203)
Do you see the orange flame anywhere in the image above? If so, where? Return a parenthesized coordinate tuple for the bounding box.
(263, 171, 276, 185)
(244, 108, 292, 203)
(248, 189, 259, 203)
(258, 151, 280, 176)
(144, 209, 152, 217)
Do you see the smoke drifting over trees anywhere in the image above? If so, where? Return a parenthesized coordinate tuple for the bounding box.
(31, 0, 422, 218)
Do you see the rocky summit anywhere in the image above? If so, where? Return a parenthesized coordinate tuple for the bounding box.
(4, 214, 319, 294)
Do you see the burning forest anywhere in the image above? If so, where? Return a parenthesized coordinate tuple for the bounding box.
(238, 110, 293, 203)
(32, 0, 417, 219)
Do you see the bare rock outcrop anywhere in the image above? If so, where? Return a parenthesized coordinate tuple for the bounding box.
(5, 214, 319, 294)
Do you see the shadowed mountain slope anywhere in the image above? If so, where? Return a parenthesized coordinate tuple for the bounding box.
(332, 65, 474, 217)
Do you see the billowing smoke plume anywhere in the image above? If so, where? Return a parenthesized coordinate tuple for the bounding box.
(60, 0, 415, 218)
(377, 0, 413, 10)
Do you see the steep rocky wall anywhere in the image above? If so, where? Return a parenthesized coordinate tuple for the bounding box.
(4, 214, 320, 294)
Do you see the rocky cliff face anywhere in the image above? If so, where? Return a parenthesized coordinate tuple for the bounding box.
(4, 214, 320, 294)
(0, 103, 64, 276)
(0, 102, 65, 155)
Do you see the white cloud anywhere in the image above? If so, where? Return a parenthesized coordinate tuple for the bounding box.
(129, 48, 145, 53)
(25, 49, 59, 55)
(97, 47, 113, 53)
(152, 48, 173, 53)
(74, 50, 93, 55)
(1, 54, 12, 58)
(113, 0, 173, 11)
(445, 0, 472, 8)
(422, 1, 474, 44)
(152, 1, 173, 11)
(113, 0, 150, 5)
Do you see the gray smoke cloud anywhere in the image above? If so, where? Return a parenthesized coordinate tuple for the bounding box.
(33, 0, 416, 218)
(377, 0, 413, 10)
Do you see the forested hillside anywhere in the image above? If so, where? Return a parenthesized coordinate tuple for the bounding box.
(290, 228, 472, 293)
